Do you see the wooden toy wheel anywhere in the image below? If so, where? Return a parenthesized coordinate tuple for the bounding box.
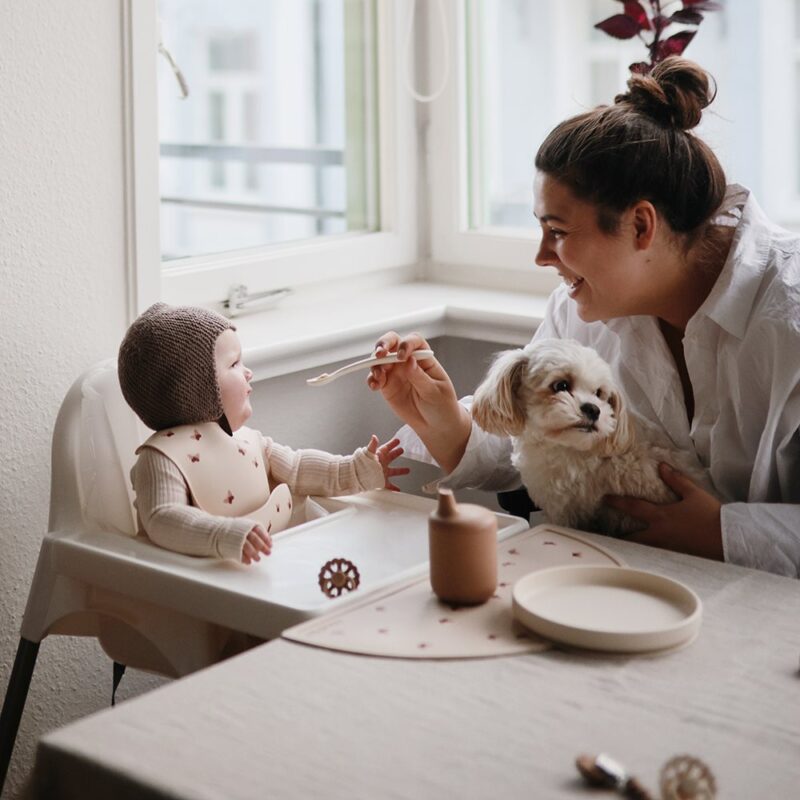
(660, 755, 716, 800)
(318, 558, 361, 597)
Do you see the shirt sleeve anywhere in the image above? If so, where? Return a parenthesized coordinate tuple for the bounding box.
(392, 397, 520, 491)
(263, 437, 384, 496)
(132, 448, 253, 561)
(722, 504, 800, 577)
(438, 397, 522, 492)
(720, 338, 800, 578)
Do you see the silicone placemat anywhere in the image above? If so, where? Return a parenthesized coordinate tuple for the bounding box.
(282, 525, 625, 659)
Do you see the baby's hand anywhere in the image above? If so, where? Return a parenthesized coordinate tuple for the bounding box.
(241, 523, 272, 565)
(367, 435, 411, 492)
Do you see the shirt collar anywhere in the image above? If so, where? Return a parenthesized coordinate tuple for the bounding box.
(688, 185, 772, 340)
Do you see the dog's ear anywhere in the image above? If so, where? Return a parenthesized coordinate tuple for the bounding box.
(601, 389, 634, 455)
(471, 348, 530, 436)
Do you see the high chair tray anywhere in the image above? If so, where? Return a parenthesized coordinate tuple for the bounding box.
(37, 490, 528, 641)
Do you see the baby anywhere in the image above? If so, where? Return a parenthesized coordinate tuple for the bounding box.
(118, 303, 407, 565)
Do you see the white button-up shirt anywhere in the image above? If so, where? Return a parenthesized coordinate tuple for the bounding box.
(412, 186, 800, 577)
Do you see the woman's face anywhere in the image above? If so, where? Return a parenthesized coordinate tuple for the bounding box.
(215, 329, 253, 431)
(533, 172, 654, 323)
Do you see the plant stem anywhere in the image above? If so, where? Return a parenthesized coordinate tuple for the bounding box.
(649, 0, 662, 65)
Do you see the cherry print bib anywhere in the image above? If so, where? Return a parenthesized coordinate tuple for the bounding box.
(138, 422, 293, 535)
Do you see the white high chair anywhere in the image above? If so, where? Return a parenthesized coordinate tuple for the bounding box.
(0, 360, 243, 789)
(0, 360, 339, 789)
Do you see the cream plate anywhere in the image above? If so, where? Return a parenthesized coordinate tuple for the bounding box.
(512, 565, 701, 653)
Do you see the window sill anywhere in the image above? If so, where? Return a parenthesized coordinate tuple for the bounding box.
(234, 280, 550, 381)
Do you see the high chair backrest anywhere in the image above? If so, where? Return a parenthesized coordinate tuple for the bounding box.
(49, 359, 150, 536)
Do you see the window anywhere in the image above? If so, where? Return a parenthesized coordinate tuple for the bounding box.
(157, 0, 378, 261)
(429, 0, 800, 291)
(126, 0, 416, 310)
(129, 1, 800, 311)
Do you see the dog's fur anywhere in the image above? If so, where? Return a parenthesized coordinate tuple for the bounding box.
(472, 338, 713, 536)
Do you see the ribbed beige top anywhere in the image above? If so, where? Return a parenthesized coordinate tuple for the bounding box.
(131, 434, 384, 561)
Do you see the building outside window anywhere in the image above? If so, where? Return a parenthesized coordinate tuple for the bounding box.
(157, 0, 379, 263)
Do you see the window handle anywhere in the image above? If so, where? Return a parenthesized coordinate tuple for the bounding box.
(224, 284, 293, 318)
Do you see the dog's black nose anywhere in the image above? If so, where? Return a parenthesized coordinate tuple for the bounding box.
(580, 402, 600, 422)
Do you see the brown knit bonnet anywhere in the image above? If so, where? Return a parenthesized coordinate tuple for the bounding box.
(118, 302, 235, 431)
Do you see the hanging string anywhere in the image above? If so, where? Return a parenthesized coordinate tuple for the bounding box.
(158, 17, 190, 99)
(404, 0, 450, 103)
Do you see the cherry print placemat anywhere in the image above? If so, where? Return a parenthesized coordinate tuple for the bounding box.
(282, 525, 625, 659)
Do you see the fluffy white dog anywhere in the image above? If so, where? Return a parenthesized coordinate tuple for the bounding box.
(471, 338, 713, 536)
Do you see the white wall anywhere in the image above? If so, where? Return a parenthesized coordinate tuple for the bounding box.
(0, 3, 158, 797)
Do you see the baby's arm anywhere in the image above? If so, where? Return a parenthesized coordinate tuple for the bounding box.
(263, 435, 407, 495)
(133, 448, 270, 563)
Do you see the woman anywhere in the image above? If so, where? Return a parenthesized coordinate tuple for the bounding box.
(368, 57, 800, 578)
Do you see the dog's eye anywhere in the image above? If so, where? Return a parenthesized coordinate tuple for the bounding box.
(595, 389, 604, 400)
(551, 380, 570, 394)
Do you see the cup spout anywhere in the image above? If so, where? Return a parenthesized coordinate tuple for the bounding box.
(436, 488, 457, 518)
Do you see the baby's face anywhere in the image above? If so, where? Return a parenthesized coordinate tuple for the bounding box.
(214, 329, 253, 431)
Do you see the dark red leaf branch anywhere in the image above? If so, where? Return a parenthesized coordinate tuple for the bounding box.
(595, 0, 721, 74)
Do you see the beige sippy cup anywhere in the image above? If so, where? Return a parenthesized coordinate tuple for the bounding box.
(428, 488, 498, 605)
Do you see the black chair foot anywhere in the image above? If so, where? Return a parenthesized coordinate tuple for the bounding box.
(0, 638, 41, 794)
(111, 662, 127, 707)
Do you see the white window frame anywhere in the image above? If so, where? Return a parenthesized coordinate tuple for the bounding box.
(122, 0, 419, 316)
(425, 0, 559, 295)
(424, 0, 800, 291)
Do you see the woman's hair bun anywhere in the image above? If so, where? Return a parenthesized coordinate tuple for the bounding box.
(615, 56, 716, 130)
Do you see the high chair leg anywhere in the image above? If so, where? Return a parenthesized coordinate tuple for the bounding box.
(111, 662, 126, 707)
(0, 638, 40, 794)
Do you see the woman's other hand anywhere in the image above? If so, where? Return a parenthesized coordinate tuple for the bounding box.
(367, 332, 472, 472)
(604, 463, 723, 560)
(367, 435, 411, 491)
(241, 523, 272, 565)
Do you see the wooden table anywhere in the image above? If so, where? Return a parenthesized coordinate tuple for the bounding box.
(28, 535, 800, 799)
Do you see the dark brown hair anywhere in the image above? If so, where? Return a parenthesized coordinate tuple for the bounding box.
(535, 57, 726, 237)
